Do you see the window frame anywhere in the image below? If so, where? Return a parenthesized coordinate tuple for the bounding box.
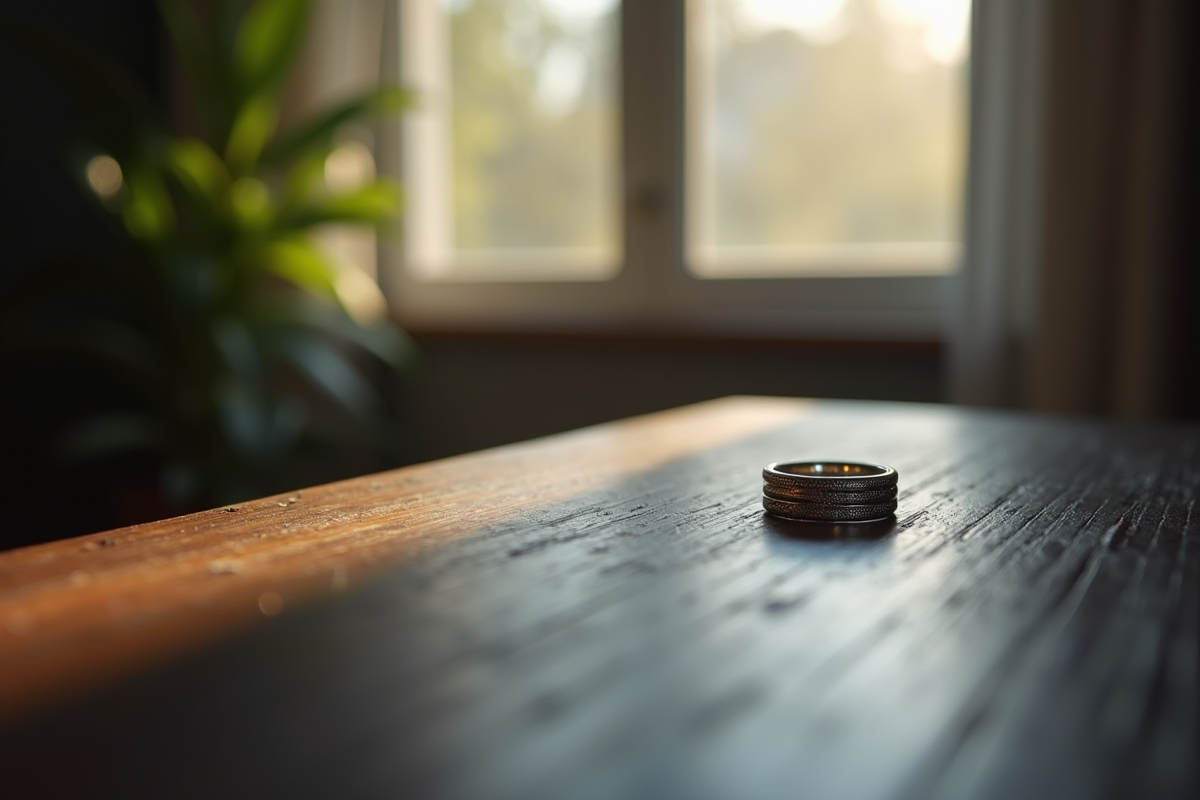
(376, 0, 958, 340)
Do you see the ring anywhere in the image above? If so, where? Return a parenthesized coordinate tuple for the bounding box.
(763, 462, 897, 492)
(762, 483, 897, 505)
(762, 496, 897, 523)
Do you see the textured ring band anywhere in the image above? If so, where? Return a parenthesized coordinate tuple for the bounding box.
(762, 483, 897, 505)
(762, 496, 898, 523)
(763, 461, 897, 493)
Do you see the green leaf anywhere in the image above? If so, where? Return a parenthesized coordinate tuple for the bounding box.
(168, 138, 231, 201)
(214, 380, 304, 463)
(214, 380, 266, 460)
(262, 87, 412, 166)
(276, 332, 379, 414)
(225, 94, 277, 174)
(165, 139, 231, 235)
(261, 237, 339, 298)
(280, 181, 401, 229)
(164, 251, 221, 308)
(262, 298, 414, 368)
(278, 147, 331, 209)
(121, 162, 176, 242)
(212, 318, 263, 383)
(233, 0, 312, 98)
(331, 318, 414, 369)
(229, 176, 272, 228)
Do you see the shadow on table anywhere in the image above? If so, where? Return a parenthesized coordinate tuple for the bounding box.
(758, 513, 897, 543)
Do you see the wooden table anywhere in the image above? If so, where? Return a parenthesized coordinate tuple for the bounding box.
(0, 397, 1196, 799)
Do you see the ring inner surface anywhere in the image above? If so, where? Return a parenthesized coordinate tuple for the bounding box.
(776, 462, 887, 477)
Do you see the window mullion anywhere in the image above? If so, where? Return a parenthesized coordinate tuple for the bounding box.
(621, 0, 687, 317)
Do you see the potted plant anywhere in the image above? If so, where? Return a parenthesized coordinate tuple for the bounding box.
(2, 0, 413, 518)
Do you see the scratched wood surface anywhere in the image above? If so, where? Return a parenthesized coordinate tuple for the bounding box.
(0, 396, 807, 720)
(0, 397, 1196, 800)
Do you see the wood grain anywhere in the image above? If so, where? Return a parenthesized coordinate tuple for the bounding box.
(0, 398, 1196, 800)
(0, 396, 810, 721)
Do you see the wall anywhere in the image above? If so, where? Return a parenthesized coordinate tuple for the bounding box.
(395, 334, 943, 464)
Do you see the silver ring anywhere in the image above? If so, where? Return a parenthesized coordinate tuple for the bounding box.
(762, 483, 897, 505)
(762, 496, 898, 523)
(763, 461, 897, 492)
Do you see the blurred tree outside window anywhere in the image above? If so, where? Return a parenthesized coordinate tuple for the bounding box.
(691, 0, 969, 277)
(402, 0, 621, 279)
(397, 0, 967, 283)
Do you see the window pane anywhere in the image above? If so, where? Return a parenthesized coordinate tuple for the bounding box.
(403, 0, 620, 279)
(689, 0, 969, 277)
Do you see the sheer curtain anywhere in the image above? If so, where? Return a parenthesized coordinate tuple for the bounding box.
(950, 0, 1200, 419)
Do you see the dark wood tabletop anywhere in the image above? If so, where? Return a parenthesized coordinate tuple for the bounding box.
(0, 397, 1196, 800)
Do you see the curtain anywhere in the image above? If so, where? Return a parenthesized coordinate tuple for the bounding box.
(951, 0, 1200, 419)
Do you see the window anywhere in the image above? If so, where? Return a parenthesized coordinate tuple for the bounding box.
(380, 0, 970, 338)
(400, 0, 621, 280)
(689, 0, 967, 278)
